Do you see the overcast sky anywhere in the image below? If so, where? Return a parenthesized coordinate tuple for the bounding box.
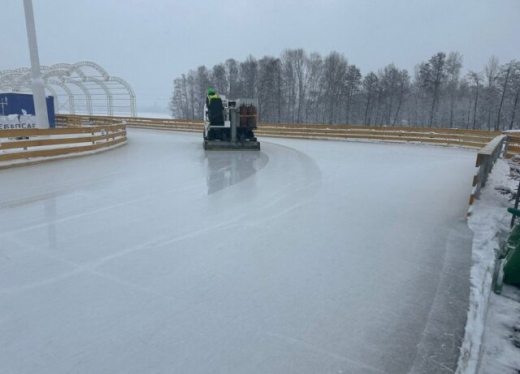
(2, 0, 519, 111)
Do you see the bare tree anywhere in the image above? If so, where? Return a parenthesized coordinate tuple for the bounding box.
(392, 70, 410, 126)
(225, 59, 239, 99)
(258, 56, 282, 122)
(467, 71, 483, 129)
(362, 72, 379, 125)
(170, 49, 519, 130)
(305, 52, 324, 124)
(379, 64, 401, 126)
(322, 51, 348, 124)
(445, 52, 463, 127)
(344, 65, 362, 124)
(211, 64, 228, 97)
(239, 56, 258, 100)
(418, 52, 447, 127)
(484, 56, 500, 129)
(495, 63, 512, 130)
(507, 62, 520, 130)
(195, 66, 212, 116)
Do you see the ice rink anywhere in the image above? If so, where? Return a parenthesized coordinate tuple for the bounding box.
(0, 129, 476, 373)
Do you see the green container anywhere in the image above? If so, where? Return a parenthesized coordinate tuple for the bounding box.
(504, 208, 520, 285)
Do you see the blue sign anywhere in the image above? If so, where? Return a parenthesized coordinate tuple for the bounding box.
(0, 93, 55, 129)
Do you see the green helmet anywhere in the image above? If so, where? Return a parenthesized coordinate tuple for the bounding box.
(207, 88, 215, 95)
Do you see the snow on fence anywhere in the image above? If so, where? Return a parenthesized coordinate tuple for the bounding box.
(255, 125, 498, 149)
(468, 135, 507, 214)
(0, 122, 127, 169)
(56, 114, 500, 149)
(504, 133, 520, 159)
(56, 115, 203, 133)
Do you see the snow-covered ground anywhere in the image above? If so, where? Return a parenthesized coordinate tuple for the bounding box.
(480, 286, 520, 373)
(463, 159, 520, 374)
(0, 129, 477, 373)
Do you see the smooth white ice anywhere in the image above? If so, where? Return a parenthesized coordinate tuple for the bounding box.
(0, 129, 476, 374)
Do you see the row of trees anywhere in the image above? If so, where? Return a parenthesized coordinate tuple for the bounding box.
(170, 49, 520, 130)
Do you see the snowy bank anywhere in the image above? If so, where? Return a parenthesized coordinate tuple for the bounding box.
(456, 159, 518, 373)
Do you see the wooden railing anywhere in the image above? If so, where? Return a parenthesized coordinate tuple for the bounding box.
(0, 121, 127, 169)
(56, 114, 500, 150)
(256, 124, 499, 149)
(468, 135, 507, 212)
(504, 133, 520, 159)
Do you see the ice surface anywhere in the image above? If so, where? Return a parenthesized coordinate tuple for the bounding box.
(0, 129, 476, 373)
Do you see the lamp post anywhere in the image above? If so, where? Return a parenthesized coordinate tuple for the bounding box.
(23, 0, 49, 129)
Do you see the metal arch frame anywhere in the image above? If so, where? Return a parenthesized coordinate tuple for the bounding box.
(0, 68, 28, 79)
(6, 67, 59, 92)
(7, 78, 62, 114)
(47, 79, 75, 114)
(42, 70, 78, 113)
(12, 71, 33, 92)
(73, 61, 110, 80)
(0, 81, 12, 91)
(83, 77, 113, 116)
(0, 61, 136, 117)
(49, 63, 87, 80)
(0, 69, 28, 90)
(63, 78, 93, 115)
(43, 68, 92, 114)
(42, 84, 59, 112)
(9, 69, 70, 115)
(108, 77, 137, 116)
(6, 79, 62, 115)
(12, 67, 63, 92)
(42, 68, 70, 80)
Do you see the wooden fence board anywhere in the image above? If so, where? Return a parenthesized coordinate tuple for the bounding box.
(0, 137, 126, 162)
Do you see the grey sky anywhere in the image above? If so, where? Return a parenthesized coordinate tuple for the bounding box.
(2, 0, 519, 111)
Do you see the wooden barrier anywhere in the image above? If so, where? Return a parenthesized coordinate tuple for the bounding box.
(504, 133, 520, 159)
(0, 122, 127, 169)
(468, 135, 507, 213)
(56, 114, 499, 150)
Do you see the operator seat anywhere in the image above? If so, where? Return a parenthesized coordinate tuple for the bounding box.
(208, 98, 224, 126)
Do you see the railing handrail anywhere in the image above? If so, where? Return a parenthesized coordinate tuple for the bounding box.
(56, 114, 502, 134)
(0, 123, 125, 139)
(469, 135, 507, 213)
(56, 115, 500, 151)
(479, 134, 507, 156)
(0, 119, 127, 169)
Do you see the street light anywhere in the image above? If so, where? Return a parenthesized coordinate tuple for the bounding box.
(23, 0, 49, 129)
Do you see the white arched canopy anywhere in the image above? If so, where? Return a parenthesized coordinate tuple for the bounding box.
(0, 61, 136, 116)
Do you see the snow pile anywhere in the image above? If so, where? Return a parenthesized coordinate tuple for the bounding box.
(456, 159, 518, 373)
(480, 287, 520, 373)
